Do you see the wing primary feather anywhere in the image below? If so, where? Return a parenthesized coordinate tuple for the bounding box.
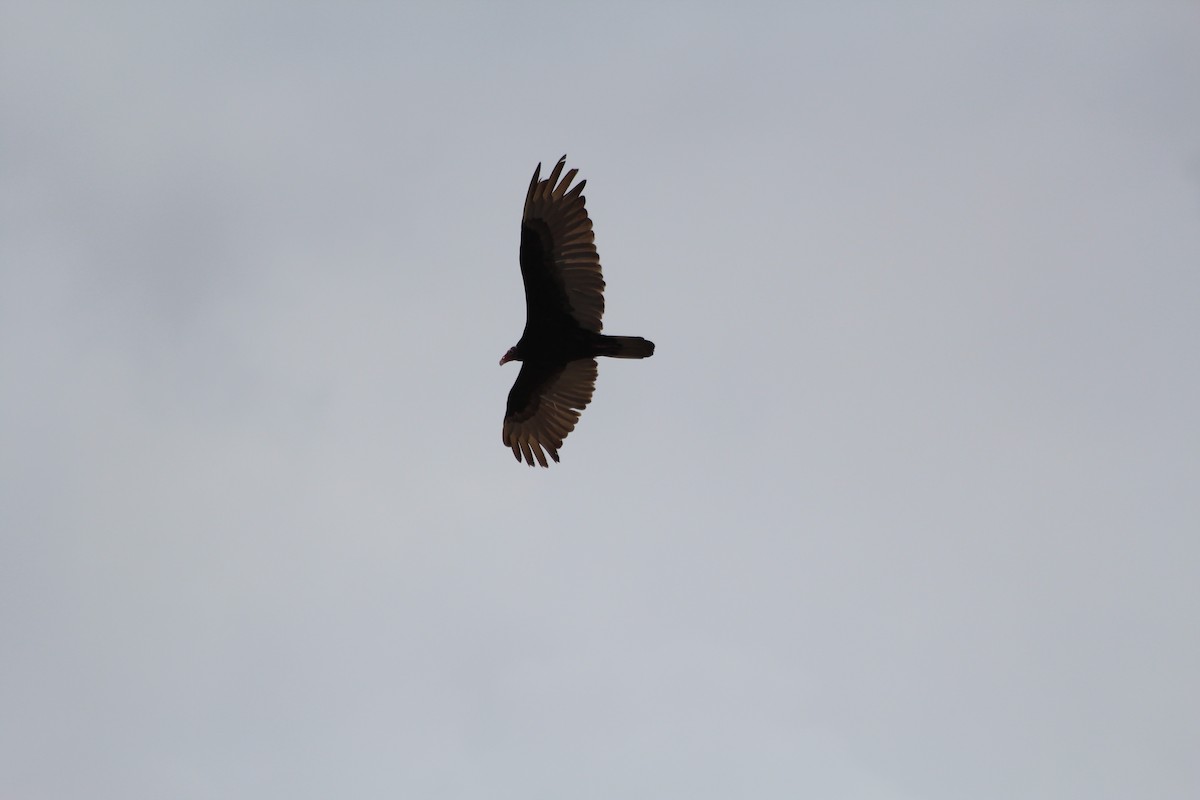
(526, 163, 542, 201)
(564, 179, 586, 201)
(553, 169, 579, 199)
(545, 157, 566, 195)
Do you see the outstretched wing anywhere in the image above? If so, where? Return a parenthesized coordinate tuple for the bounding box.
(520, 156, 605, 334)
(503, 358, 598, 467)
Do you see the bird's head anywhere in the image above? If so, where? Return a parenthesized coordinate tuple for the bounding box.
(499, 346, 519, 366)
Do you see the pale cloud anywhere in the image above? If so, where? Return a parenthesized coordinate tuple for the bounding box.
(2, 3, 1198, 798)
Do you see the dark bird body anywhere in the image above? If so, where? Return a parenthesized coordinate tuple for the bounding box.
(500, 157, 654, 466)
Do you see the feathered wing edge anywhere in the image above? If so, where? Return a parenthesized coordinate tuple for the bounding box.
(502, 359, 598, 467)
(521, 156, 606, 332)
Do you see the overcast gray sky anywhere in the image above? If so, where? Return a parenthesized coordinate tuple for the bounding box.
(2, 2, 1198, 798)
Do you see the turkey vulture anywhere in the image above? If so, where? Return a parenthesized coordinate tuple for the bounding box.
(500, 156, 655, 466)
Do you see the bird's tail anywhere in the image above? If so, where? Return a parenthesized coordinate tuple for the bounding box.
(597, 335, 655, 359)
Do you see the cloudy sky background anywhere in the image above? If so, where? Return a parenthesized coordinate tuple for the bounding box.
(2, 2, 1198, 798)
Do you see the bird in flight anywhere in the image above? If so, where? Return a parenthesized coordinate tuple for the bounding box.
(500, 156, 655, 467)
